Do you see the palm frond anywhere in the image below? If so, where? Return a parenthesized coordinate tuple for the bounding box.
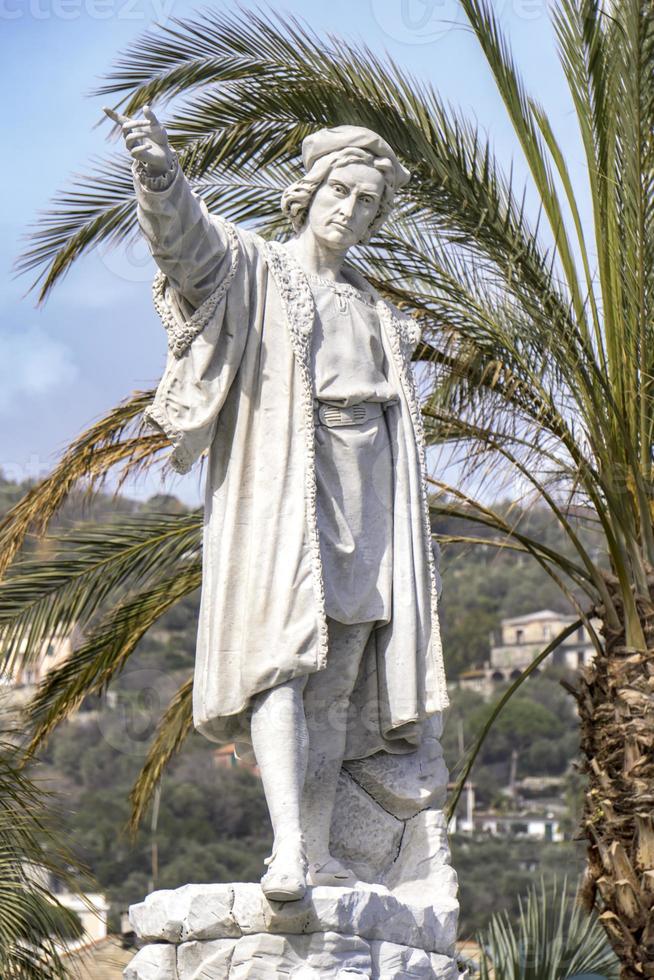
(0, 737, 86, 979)
(14, 156, 138, 303)
(25, 564, 201, 754)
(431, 490, 593, 580)
(0, 389, 162, 577)
(19, 5, 567, 332)
(0, 512, 201, 673)
(458, 0, 592, 337)
(128, 675, 193, 834)
(476, 878, 620, 979)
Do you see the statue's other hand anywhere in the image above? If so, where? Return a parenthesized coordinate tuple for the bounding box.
(103, 105, 175, 177)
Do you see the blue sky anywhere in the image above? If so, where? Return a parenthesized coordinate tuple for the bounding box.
(1, 0, 584, 505)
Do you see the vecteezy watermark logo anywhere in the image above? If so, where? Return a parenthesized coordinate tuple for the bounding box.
(0, 0, 175, 21)
(0, 454, 52, 484)
(369, 0, 464, 44)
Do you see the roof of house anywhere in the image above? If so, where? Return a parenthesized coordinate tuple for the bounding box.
(474, 809, 562, 822)
(501, 609, 577, 626)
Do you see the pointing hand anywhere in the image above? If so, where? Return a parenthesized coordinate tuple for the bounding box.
(103, 105, 175, 177)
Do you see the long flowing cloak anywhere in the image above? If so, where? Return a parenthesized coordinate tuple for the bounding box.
(143, 203, 448, 760)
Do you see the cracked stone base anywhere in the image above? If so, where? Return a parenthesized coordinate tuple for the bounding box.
(124, 750, 463, 978)
(125, 932, 462, 978)
(123, 881, 465, 979)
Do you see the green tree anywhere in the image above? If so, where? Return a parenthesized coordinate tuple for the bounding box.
(38, 717, 271, 916)
(2, 1, 654, 973)
(453, 840, 586, 938)
(0, 738, 84, 978)
(475, 879, 619, 979)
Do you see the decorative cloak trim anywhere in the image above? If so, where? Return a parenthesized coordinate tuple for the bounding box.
(306, 273, 376, 307)
(152, 217, 241, 359)
(143, 401, 196, 475)
(263, 240, 329, 670)
(377, 301, 449, 710)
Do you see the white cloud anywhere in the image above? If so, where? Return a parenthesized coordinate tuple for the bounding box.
(0, 326, 78, 413)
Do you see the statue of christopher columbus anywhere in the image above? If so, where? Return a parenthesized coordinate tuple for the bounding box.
(106, 104, 448, 904)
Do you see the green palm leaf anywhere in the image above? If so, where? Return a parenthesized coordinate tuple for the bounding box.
(476, 878, 619, 978)
(128, 675, 193, 834)
(0, 389, 164, 578)
(0, 738, 86, 978)
(25, 563, 201, 753)
(0, 512, 201, 672)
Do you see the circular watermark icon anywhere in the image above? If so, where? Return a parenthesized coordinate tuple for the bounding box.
(97, 235, 155, 285)
(97, 667, 171, 757)
(369, 0, 464, 44)
(369, 0, 546, 45)
(97, 187, 183, 284)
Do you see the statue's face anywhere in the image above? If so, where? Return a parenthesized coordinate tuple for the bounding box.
(306, 162, 385, 249)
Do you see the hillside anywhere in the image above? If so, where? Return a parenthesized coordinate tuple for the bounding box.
(0, 474, 592, 936)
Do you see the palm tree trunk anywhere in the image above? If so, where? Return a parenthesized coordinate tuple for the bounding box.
(576, 581, 654, 978)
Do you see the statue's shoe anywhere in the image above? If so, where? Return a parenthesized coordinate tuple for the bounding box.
(260, 835, 308, 903)
(307, 857, 358, 887)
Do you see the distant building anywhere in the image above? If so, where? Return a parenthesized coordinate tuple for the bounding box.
(459, 609, 599, 696)
(449, 776, 566, 843)
(55, 889, 111, 949)
(27, 865, 111, 954)
(0, 629, 73, 687)
(452, 809, 564, 843)
(456, 667, 489, 697)
(489, 610, 597, 678)
(0, 627, 111, 730)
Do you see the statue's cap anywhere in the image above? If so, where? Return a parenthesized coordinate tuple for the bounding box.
(301, 125, 411, 189)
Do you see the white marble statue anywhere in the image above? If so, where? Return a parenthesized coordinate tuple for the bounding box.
(106, 106, 449, 907)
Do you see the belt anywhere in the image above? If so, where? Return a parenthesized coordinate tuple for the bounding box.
(314, 402, 385, 428)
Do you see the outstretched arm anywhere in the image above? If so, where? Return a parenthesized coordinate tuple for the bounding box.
(104, 106, 229, 310)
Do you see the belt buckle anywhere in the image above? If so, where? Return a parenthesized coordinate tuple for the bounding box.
(317, 403, 372, 428)
(319, 404, 347, 428)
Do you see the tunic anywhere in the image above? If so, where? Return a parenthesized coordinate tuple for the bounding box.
(309, 276, 396, 625)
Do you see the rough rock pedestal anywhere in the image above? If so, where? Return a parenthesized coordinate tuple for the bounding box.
(124, 717, 465, 978)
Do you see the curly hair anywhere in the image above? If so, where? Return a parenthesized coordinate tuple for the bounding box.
(280, 146, 397, 243)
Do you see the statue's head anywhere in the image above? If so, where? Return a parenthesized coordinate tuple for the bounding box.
(281, 125, 410, 248)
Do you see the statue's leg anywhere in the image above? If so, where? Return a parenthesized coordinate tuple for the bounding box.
(301, 618, 374, 879)
(251, 676, 309, 900)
